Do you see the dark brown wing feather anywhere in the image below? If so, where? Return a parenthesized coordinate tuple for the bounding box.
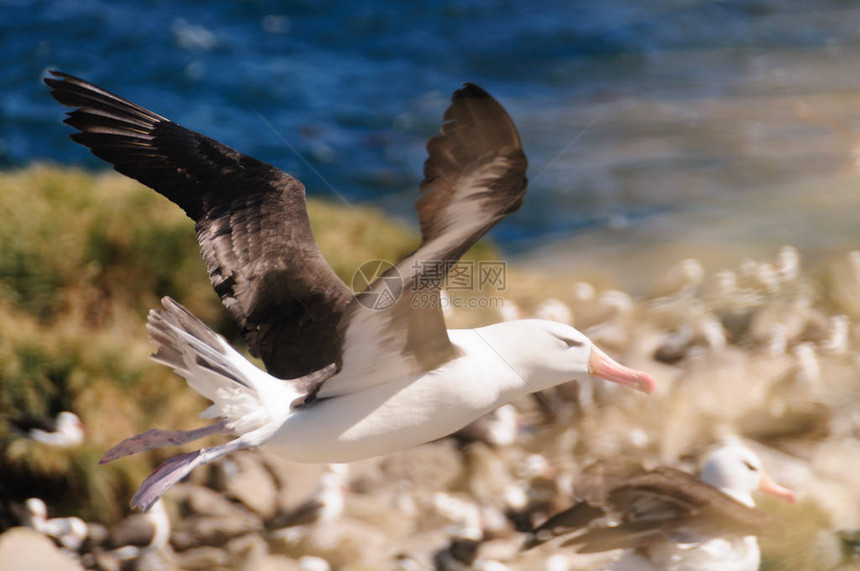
(416, 83, 528, 256)
(609, 467, 712, 522)
(564, 467, 770, 551)
(523, 502, 605, 550)
(574, 457, 649, 505)
(563, 519, 676, 552)
(523, 458, 648, 550)
(525, 466, 772, 553)
(44, 71, 352, 378)
(7, 415, 58, 434)
(317, 83, 528, 398)
(613, 467, 771, 536)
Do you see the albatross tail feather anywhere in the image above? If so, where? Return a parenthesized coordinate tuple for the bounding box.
(102, 298, 303, 509)
(146, 297, 296, 434)
(101, 296, 296, 465)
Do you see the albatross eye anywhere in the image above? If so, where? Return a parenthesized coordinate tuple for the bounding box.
(742, 460, 758, 471)
(561, 337, 584, 349)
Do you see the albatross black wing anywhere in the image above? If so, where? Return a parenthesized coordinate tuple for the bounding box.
(7, 414, 58, 434)
(561, 467, 772, 553)
(44, 71, 353, 379)
(316, 83, 528, 398)
(523, 457, 649, 550)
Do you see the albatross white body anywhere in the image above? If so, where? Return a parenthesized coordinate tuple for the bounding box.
(272, 322, 596, 462)
(104, 300, 651, 510)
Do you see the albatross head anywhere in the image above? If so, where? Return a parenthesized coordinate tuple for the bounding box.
(700, 442, 796, 507)
(489, 320, 655, 395)
(56, 411, 83, 431)
(55, 411, 85, 446)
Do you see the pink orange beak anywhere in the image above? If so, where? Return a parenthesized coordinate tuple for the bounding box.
(588, 346, 656, 395)
(759, 472, 796, 504)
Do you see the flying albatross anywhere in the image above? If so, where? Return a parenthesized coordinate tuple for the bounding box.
(45, 71, 656, 510)
(524, 442, 795, 570)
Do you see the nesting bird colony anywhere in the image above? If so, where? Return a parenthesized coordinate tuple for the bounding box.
(3, 246, 860, 570)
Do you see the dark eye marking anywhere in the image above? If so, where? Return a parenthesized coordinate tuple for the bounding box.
(562, 338, 583, 348)
(742, 460, 757, 471)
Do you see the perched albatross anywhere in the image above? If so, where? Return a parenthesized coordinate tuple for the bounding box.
(524, 442, 795, 570)
(46, 72, 655, 510)
(24, 497, 89, 551)
(7, 411, 85, 447)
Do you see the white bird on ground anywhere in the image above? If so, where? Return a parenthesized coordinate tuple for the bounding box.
(524, 442, 795, 571)
(24, 497, 88, 552)
(571, 282, 596, 306)
(498, 300, 523, 322)
(791, 342, 821, 389)
(7, 411, 84, 447)
(775, 246, 800, 283)
(652, 258, 704, 299)
(433, 492, 484, 541)
(534, 299, 573, 324)
(820, 314, 849, 354)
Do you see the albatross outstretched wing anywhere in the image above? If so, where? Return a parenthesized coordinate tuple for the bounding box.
(526, 466, 772, 553)
(316, 83, 528, 398)
(569, 467, 772, 552)
(44, 71, 353, 379)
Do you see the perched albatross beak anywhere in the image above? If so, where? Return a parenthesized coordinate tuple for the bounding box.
(758, 472, 796, 504)
(588, 345, 656, 395)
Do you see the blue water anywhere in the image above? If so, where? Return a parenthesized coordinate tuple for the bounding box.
(4, 0, 860, 251)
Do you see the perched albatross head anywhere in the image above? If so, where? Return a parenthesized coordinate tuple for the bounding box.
(56, 412, 85, 437)
(480, 319, 655, 395)
(700, 442, 796, 507)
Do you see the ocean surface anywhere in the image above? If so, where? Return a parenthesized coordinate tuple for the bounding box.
(5, 0, 860, 274)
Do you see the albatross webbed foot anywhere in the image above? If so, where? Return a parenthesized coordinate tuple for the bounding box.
(100, 421, 230, 464)
(131, 436, 255, 511)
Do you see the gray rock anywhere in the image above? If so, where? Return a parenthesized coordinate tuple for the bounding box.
(173, 483, 253, 519)
(84, 522, 109, 547)
(137, 548, 180, 571)
(0, 527, 84, 571)
(226, 532, 269, 561)
(239, 551, 303, 571)
(82, 550, 121, 571)
(175, 546, 231, 570)
(267, 519, 389, 569)
(223, 452, 279, 518)
(261, 457, 330, 509)
(380, 441, 464, 491)
(171, 514, 261, 550)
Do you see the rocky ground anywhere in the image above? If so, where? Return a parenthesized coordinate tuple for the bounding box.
(3, 246, 860, 570)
